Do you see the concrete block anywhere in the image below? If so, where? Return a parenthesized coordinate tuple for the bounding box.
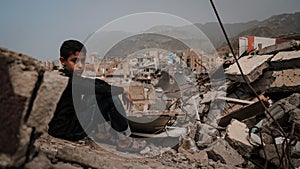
(271, 51, 300, 70)
(27, 72, 68, 133)
(206, 138, 244, 166)
(225, 55, 274, 83)
(225, 119, 259, 156)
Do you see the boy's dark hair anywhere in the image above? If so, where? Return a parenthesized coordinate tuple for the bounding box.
(60, 40, 87, 59)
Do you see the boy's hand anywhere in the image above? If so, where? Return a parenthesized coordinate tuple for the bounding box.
(122, 91, 133, 110)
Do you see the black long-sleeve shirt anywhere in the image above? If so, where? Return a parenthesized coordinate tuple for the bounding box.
(48, 69, 124, 141)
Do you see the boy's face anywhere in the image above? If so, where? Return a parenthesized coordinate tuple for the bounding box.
(60, 51, 86, 76)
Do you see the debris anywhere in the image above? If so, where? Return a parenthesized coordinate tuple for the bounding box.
(292, 142, 300, 158)
(270, 50, 300, 70)
(258, 40, 299, 55)
(218, 99, 269, 127)
(205, 138, 245, 166)
(196, 123, 218, 149)
(2, 33, 300, 168)
(225, 55, 274, 83)
(178, 136, 199, 154)
(259, 144, 283, 167)
(264, 93, 300, 125)
(225, 119, 260, 156)
(24, 152, 52, 169)
(140, 147, 151, 155)
(258, 143, 300, 168)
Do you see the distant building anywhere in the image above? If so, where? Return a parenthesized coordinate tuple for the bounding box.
(239, 36, 277, 56)
(183, 48, 206, 74)
(96, 59, 121, 77)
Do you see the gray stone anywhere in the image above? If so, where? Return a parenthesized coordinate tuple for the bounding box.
(194, 151, 209, 166)
(2, 47, 44, 117)
(27, 71, 69, 133)
(0, 48, 43, 168)
(53, 162, 84, 169)
(225, 55, 274, 83)
(0, 119, 32, 168)
(259, 144, 282, 167)
(265, 93, 300, 124)
(178, 136, 199, 154)
(8, 67, 39, 99)
(205, 138, 244, 166)
(140, 147, 151, 155)
(259, 143, 300, 168)
(208, 160, 242, 169)
(196, 124, 217, 149)
(292, 142, 300, 158)
(24, 152, 52, 169)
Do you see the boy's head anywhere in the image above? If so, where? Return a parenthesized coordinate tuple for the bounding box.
(59, 39, 87, 76)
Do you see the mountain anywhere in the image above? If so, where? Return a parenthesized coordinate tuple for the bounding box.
(217, 12, 300, 55)
(89, 11, 300, 58)
(100, 21, 259, 58)
(195, 20, 259, 47)
(103, 33, 189, 58)
(145, 21, 259, 50)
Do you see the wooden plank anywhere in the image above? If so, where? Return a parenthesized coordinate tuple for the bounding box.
(218, 100, 269, 127)
(216, 96, 254, 105)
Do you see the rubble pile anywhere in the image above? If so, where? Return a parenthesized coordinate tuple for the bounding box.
(210, 42, 300, 168)
(1, 39, 300, 169)
(0, 48, 167, 169)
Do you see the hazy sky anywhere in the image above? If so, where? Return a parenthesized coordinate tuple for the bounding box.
(0, 0, 299, 61)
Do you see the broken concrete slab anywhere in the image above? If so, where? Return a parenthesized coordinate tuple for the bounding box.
(205, 138, 245, 166)
(258, 40, 299, 55)
(27, 72, 69, 133)
(271, 50, 300, 70)
(34, 135, 169, 169)
(251, 69, 300, 94)
(225, 55, 274, 83)
(269, 69, 300, 92)
(225, 119, 260, 156)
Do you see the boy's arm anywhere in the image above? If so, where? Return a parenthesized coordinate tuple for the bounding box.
(95, 78, 124, 95)
(72, 76, 124, 96)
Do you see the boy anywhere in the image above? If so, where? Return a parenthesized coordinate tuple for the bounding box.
(48, 39, 145, 152)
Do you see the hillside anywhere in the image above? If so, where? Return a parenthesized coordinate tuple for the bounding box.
(96, 12, 300, 58)
(217, 12, 300, 55)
